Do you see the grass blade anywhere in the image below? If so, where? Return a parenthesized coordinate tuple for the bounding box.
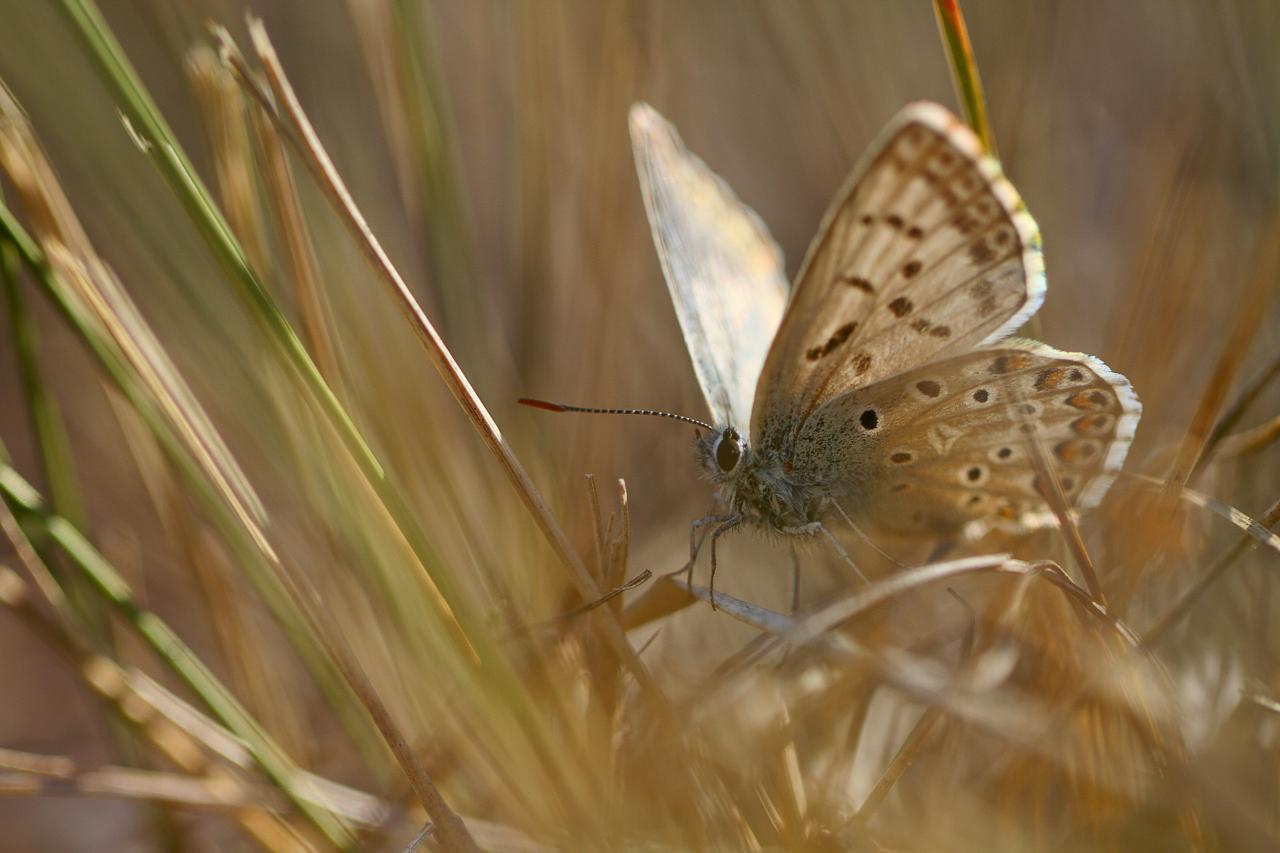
(932, 0, 997, 157)
(0, 461, 354, 846)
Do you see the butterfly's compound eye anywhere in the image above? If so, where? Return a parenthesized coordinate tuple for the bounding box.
(714, 428, 743, 474)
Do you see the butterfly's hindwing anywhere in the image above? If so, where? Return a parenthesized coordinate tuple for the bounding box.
(751, 102, 1045, 448)
(630, 103, 788, 429)
(793, 342, 1140, 535)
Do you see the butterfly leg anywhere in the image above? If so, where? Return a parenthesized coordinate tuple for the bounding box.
(789, 545, 802, 614)
(707, 514, 745, 610)
(783, 522, 869, 584)
(816, 523, 869, 584)
(673, 513, 730, 594)
(832, 500, 908, 570)
(926, 539, 955, 563)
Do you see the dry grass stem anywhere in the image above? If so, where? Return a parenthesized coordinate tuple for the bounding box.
(1, 3, 1277, 849)
(220, 19, 664, 706)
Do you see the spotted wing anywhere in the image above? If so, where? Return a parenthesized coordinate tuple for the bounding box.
(630, 103, 789, 429)
(750, 102, 1045, 448)
(794, 342, 1141, 536)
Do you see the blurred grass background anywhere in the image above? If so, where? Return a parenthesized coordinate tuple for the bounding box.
(0, 1, 1277, 850)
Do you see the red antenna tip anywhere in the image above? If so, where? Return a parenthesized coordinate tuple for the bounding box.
(518, 398, 567, 412)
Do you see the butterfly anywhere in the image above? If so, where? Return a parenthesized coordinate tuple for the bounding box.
(523, 101, 1140, 601)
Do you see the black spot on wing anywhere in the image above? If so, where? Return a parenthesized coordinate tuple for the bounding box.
(805, 321, 858, 361)
(839, 273, 875, 293)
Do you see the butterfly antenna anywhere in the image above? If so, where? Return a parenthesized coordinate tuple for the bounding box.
(518, 398, 714, 431)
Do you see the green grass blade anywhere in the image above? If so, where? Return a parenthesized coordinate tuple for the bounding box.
(0, 461, 356, 848)
(391, 0, 485, 356)
(25, 7, 568, 824)
(0, 228, 127, 663)
(55, 0, 496, 667)
(0, 246, 87, 531)
(932, 0, 997, 158)
(0, 198, 364, 846)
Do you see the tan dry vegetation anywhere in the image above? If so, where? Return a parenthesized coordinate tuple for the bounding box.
(0, 1, 1277, 850)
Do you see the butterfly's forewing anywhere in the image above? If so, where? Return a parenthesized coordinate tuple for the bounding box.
(796, 341, 1141, 535)
(630, 103, 789, 429)
(750, 102, 1044, 447)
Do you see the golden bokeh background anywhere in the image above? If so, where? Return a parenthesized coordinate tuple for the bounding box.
(0, 2, 1277, 850)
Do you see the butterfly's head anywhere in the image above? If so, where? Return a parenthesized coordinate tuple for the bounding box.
(697, 426, 749, 483)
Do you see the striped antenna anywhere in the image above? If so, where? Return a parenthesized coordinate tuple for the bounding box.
(518, 398, 714, 431)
